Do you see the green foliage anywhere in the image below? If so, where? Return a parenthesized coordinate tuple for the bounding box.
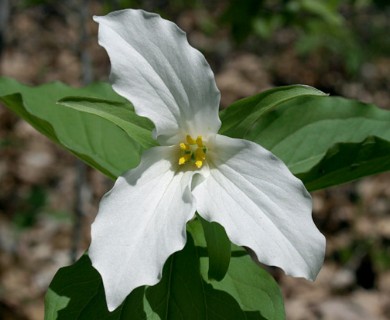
(297, 136, 390, 190)
(45, 229, 284, 319)
(189, 220, 285, 320)
(219, 85, 327, 136)
(2, 78, 388, 191)
(221, 0, 346, 42)
(220, 88, 390, 190)
(221, 0, 388, 74)
(372, 0, 390, 8)
(13, 186, 46, 228)
(2, 78, 389, 319)
(220, 0, 265, 43)
(199, 216, 231, 281)
(373, 245, 390, 271)
(58, 97, 156, 151)
(295, 21, 361, 73)
(45, 254, 149, 319)
(0, 77, 154, 179)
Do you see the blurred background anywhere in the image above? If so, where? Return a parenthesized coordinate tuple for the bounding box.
(0, 0, 389, 319)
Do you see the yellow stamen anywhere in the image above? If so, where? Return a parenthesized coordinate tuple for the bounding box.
(179, 134, 208, 168)
(178, 154, 191, 165)
(180, 143, 189, 151)
(195, 148, 206, 161)
(196, 136, 203, 147)
(195, 160, 203, 168)
(179, 157, 186, 165)
(186, 135, 196, 145)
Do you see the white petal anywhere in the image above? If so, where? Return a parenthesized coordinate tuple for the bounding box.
(89, 146, 196, 311)
(94, 10, 221, 144)
(193, 135, 325, 280)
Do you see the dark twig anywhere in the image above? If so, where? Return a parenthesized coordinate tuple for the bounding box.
(70, 0, 92, 263)
(71, 160, 87, 263)
(0, 0, 10, 58)
(79, 0, 93, 84)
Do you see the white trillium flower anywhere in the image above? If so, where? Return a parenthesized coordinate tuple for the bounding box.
(90, 9, 326, 311)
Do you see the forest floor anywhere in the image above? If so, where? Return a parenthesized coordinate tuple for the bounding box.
(0, 2, 389, 319)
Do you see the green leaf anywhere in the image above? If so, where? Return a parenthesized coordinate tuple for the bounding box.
(45, 254, 152, 320)
(219, 85, 327, 138)
(298, 136, 390, 190)
(210, 254, 284, 320)
(251, 96, 390, 188)
(58, 97, 156, 150)
(0, 77, 155, 179)
(146, 234, 248, 319)
(199, 216, 231, 281)
(46, 232, 283, 319)
(189, 220, 285, 320)
(221, 91, 390, 190)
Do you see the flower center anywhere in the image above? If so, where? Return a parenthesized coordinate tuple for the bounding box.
(178, 135, 207, 168)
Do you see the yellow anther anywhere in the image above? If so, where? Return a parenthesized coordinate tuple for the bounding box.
(178, 154, 191, 165)
(195, 160, 203, 168)
(179, 157, 186, 165)
(179, 134, 208, 169)
(180, 143, 189, 151)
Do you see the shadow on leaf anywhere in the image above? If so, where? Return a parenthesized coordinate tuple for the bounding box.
(45, 234, 268, 319)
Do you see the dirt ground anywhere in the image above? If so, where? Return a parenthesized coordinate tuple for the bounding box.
(0, 2, 389, 319)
